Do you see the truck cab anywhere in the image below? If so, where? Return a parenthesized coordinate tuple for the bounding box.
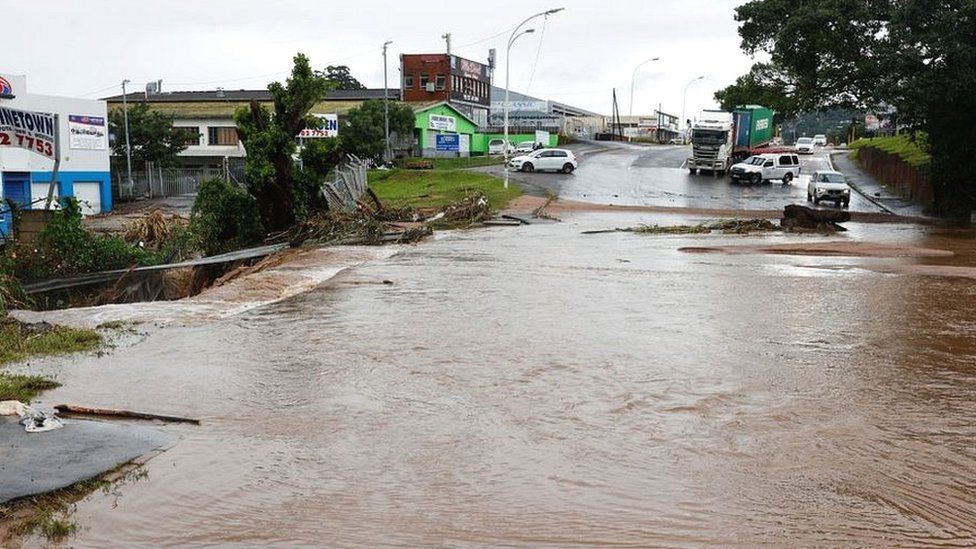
(688, 110, 734, 175)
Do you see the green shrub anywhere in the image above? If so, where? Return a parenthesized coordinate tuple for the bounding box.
(13, 198, 156, 281)
(850, 133, 931, 171)
(190, 178, 265, 256)
(0, 253, 28, 315)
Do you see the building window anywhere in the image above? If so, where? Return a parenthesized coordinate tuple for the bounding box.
(435, 74, 446, 90)
(404, 74, 414, 89)
(420, 73, 430, 89)
(208, 127, 239, 146)
(176, 127, 201, 146)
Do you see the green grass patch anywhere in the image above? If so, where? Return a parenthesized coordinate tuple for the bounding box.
(395, 156, 505, 170)
(0, 373, 60, 403)
(850, 133, 930, 170)
(0, 320, 102, 367)
(370, 169, 521, 211)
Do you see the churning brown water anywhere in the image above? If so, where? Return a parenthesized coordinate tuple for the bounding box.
(21, 214, 976, 547)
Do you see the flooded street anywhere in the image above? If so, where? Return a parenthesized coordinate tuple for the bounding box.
(19, 212, 976, 547)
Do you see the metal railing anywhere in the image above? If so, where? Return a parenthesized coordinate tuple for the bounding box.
(116, 159, 246, 199)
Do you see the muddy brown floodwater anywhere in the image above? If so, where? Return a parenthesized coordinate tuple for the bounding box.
(17, 213, 976, 547)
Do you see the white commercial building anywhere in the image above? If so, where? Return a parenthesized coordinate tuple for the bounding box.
(0, 73, 111, 239)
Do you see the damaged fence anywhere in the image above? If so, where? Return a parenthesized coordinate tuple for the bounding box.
(321, 155, 369, 212)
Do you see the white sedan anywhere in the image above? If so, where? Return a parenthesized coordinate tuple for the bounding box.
(807, 170, 852, 207)
(508, 148, 578, 174)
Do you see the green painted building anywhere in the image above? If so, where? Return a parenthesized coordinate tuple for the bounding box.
(411, 101, 559, 157)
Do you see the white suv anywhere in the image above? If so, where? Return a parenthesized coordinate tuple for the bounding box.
(508, 148, 578, 174)
(795, 137, 815, 154)
(807, 170, 851, 207)
(729, 153, 801, 184)
(813, 134, 827, 146)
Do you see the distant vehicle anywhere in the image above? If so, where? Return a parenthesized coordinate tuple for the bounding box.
(812, 134, 827, 146)
(488, 139, 512, 155)
(807, 170, 851, 207)
(508, 148, 578, 174)
(514, 141, 536, 154)
(729, 153, 801, 184)
(687, 106, 776, 175)
(669, 136, 686, 145)
(795, 137, 815, 154)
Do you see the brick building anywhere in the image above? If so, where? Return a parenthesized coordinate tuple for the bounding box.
(400, 54, 491, 127)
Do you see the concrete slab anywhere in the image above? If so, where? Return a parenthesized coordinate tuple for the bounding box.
(0, 417, 172, 504)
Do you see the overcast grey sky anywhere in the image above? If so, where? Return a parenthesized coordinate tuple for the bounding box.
(5, 0, 754, 118)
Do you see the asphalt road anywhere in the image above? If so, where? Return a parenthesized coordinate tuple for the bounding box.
(487, 141, 885, 214)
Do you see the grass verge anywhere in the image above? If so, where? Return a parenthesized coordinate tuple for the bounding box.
(395, 156, 505, 170)
(0, 320, 102, 368)
(849, 134, 930, 170)
(370, 169, 521, 211)
(0, 373, 60, 403)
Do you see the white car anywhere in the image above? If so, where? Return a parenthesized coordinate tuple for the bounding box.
(795, 137, 815, 154)
(813, 134, 827, 146)
(807, 170, 851, 207)
(488, 138, 512, 155)
(513, 141, 537, 154)
(728, 153, 801, 184)
(508, 148, 578, 174)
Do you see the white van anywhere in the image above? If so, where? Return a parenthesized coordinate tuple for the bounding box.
(488, 139, 511, 155)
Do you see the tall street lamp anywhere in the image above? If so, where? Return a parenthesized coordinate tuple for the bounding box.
(681, 75, 705, 137)
(629, 57, 660, 116)
(121, 79, 133, 190)
(382, 40, 393, 164)
(504, 7, 564, 187)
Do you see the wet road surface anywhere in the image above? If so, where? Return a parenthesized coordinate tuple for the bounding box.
(20, 214, 976, 547)
(488, 142, 885, 214)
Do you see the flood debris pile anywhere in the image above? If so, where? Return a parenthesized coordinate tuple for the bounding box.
(780, 204, 850, 232)
(288, 190, 493, 246)
(121, 209, 188, 252)
(585, 218, 780, 235)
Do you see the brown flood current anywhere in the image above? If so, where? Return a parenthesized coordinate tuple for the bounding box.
(15, 213, 976, 547)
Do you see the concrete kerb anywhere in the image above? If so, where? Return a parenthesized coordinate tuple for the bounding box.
(828, 151, 896, 215)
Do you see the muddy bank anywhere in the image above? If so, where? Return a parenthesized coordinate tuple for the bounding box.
(11, 245, 400, 329)
(679, 240, 955, 258)
(505, 195, 929, 224)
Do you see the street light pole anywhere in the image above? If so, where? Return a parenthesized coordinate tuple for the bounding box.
(681, 75, 705, 138)
(504, 7, 564, 188)
(629, 57, 660, 116)
(121, 79, 133, 190)
(382, 40, 393, 164)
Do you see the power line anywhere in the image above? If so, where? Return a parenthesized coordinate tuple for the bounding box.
(453, 25, 518, 51)
(525, 16, 549, 92)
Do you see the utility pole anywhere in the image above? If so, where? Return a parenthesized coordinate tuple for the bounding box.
(442, 33, 452, 55)
(504, 7, 563, 188)
(382, 40, 392, 164)
(122, 79, 133, 191)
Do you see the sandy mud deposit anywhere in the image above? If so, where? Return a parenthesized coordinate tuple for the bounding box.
(679, 240, 956, 258)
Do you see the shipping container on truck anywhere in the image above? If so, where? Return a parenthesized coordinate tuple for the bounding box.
(731, 106, 778, 162)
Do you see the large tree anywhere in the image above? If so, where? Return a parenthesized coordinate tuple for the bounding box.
(108, 103, 192, 168)
(341, 100, 415, 162)
(718, 0, 976, 217)
(317, 65, 366, 90)
(234, 54, 336, 231)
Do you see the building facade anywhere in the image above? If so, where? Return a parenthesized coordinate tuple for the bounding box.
(488, 86, 605, 138)
(607, 111, 680, 142)
(1, 73, 112, 239)
(400, 54, 491, 127)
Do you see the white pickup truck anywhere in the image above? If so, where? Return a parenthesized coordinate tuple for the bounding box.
(728, 153, 801, 184)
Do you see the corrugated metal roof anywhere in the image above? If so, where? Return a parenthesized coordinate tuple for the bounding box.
(102, 88, 400, 103)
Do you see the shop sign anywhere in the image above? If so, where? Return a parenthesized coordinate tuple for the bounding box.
(68, 114, 107, 150)
(429, 114, 456, 132)
(0, 106, 55, 158)
(298, 114, 339, 138)
(435, 134, 459, 151)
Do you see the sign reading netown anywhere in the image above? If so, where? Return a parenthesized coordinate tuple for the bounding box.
(0, 106, 56, 158)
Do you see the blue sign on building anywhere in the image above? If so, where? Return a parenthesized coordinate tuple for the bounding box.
(435, 134, 460, 152)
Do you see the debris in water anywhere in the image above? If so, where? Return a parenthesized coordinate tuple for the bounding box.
(55, 404, 201, 425)
(582, 219, 779, 235)
(781, 204, 850, 233)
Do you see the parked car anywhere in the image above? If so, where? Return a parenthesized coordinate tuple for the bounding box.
(508, 148, 578, 173)
(813, 134, 827, 146)
(795, 137, 815, 154)
(669, 136, 686, 145)
(729, 153, 801, 184)
(514, 141, 537, 154)
(488, 139, 513, 155)
(807, 170, 851, 207)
